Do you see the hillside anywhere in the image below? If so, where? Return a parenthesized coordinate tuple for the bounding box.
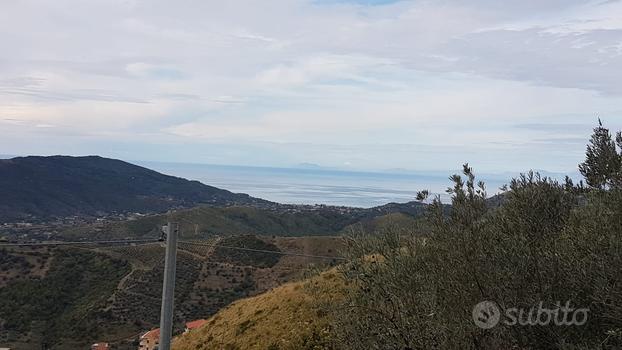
(61, 205, 366, 240)
(0, 156, 268, 222)
(56, 198, 432, 241)
(173, 269, 345, 350)
(0, 247, 131, 348)
(341, 212, 420, 233)
(0, 235, 342, 349)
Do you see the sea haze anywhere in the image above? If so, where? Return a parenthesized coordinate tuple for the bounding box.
(137, 161, 512, 208)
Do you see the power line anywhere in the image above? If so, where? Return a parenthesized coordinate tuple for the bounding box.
(171, 210, 346, 261)
(0, 238, 345, 261)
(178, 240, 345, 261)
(0, 238, 161, 247)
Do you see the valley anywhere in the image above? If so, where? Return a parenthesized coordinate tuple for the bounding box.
(0, 235, 343, 349)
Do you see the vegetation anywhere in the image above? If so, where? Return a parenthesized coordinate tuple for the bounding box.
(0, 248, 130, 347)
(0, 235, 339, 349)
(0, 248, 51, 288)
(340, 212, 420, 234)
(579, 119, 622, 189)
(0, 155, 267, 221)
(0, 249, 34, 272)
(331, 121, 622, 349)
(211, 235, 282, 268)
(61, 204, 426, 240)
(6, 123, 622, 349)
(173, 269, 346, 350)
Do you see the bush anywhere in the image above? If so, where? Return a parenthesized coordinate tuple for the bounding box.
(333, 166, 622, 350)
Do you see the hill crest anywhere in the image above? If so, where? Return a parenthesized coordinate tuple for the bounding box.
(0, 155, 269, 222)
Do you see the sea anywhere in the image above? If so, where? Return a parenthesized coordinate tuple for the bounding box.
(137, 161, 513, 208)
(0, 154, 573, 208)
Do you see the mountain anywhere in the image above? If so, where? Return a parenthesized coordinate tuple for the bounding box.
(0, 155, 269, 222)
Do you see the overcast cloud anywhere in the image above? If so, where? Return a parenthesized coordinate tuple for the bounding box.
(1, 0, 621, 173)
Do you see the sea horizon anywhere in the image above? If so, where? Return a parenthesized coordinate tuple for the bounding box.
(1, 154, 579, 208)
(137, 160, 569, 208)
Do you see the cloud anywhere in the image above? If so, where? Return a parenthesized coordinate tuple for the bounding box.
(442, 27, 622, 94)
(0, 0, 621, 172)
(254, 54, 394, 87)
(125, 62, 185, 80)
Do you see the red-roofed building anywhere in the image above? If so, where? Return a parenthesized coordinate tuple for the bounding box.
(139, 328, 160, 350)
(91, 343, 110, 350)
(184, 319, 208, 333)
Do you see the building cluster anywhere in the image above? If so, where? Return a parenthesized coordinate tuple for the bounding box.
(91, 319, 208, 350)
(138, 320, 208, 350)
(0, 212, 150, 242)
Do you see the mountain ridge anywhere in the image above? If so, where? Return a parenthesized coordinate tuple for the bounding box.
(0, 155, 270, 222)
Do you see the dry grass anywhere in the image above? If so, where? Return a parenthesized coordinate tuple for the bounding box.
(173, 269, 345, 350)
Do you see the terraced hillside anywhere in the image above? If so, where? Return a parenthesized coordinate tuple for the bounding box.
(0, 235, 342, 350)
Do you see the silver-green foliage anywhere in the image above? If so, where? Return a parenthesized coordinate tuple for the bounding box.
(334, 165, 622, 350)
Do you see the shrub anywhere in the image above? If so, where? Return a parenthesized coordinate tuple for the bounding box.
(333, 165, 622, 349)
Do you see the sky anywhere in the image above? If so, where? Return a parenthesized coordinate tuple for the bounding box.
(1, 0, 621, 174)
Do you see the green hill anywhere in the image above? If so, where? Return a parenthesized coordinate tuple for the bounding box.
(0, 156, 268, 222)
(60, 201, 431, 241)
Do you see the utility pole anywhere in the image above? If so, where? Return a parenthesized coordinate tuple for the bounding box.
(159, 222, 178, 350)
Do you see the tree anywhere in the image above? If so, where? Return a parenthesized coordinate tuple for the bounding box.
(334, 166, 622, 349)
(578, 119, 622, 190)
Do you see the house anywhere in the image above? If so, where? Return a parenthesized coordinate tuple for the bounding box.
(184, 319, 208, 333)
(139, 328, 160, 350)
(91, 343, 110, 350)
